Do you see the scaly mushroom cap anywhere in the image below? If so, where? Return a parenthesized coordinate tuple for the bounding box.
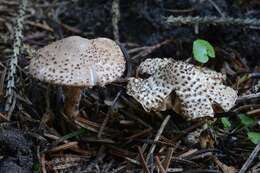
(127, 58, 238, 119)
(29, 36, 125, 87)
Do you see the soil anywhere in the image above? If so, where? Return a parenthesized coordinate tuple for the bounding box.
(0, 0, 259, 173)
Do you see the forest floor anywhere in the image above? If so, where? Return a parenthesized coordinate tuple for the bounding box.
(0, 0, 259, 173)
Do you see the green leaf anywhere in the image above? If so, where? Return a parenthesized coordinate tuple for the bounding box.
(247, 132, 260, 144)
(33, 162, 40, 172)
(193, 39, 215, 63)
(221, 117, 231, 129)
(239, 114, 256, 127)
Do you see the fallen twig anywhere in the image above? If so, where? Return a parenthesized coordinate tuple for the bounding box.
(137, 146, 150, 173)
(5, 0, 27, 119)
(97, 91, 122, 138)
(238, 144, 260, 173)
(47, 141, 78, 153)
(246, 108, 260, 115)
(111, 0, 120, 42)
(129, 39, 172, 59)
(167, 16, 260, 27)
(0, 63, 6, 98)
(213, 156, 236, 173)
(162, 147, 174, 171)
(207, 0, 225, 17)
(236, 92, 260, 102)
(155, 156, 166, 173)
(41, 153, 47, 173)
(146, 115, 171, 162)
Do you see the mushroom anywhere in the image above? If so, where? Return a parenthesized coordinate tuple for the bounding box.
(29, 36, 125, 118)
(127, 58, 237, 119)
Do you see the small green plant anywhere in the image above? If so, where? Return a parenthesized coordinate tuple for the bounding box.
(247, 132, 260, 144)
(221, 114, 259, 144)
(239, 114, 256, 127)
(221, 117, 231, 129)
(193, 39, 215, 63)
(33, 162, 40, 172)
(238, 114, 259, 144)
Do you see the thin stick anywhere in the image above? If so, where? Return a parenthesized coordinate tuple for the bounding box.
(0, 63, 6, 98)
(167, 16, 260, 27)
(97, 113, 110, 139)
(208, 0, 225, 17)
(246, 108, 260, 115)
(137, 146, 151, 173)
(236, 92, 260, 102)
(146, 115, 171, 162)
(131, 39, 172, 59)
(155, 156, 166, 173)
(40, 153, 47, 173)
(238, 144, 260, 173)
(111, 0, 120, 42)
(120, 109, 152, 129)
(97, 91, 122, 138)
(126, 128, 152, 140)
(162, 147, 174, 171)
(5, 0, 27, 118)
(47, 141, 78, 153)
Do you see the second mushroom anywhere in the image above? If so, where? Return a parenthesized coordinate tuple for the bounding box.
(29, 36, 126, 118)
(127, 58, 238, 119)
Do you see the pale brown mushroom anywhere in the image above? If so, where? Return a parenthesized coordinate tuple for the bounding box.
(29, 36, 125, 118)
(127, 58, 237, 119)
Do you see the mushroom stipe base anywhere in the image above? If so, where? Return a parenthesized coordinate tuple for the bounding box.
(63, 86, 82, 119)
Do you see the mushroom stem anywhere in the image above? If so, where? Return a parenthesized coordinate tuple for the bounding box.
(63, 87, 82, 118)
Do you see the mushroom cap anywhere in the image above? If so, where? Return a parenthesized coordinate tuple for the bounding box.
(29, 36, 126, 87)
(127, 58, 238, 119)
(127, 77, 174, 111)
